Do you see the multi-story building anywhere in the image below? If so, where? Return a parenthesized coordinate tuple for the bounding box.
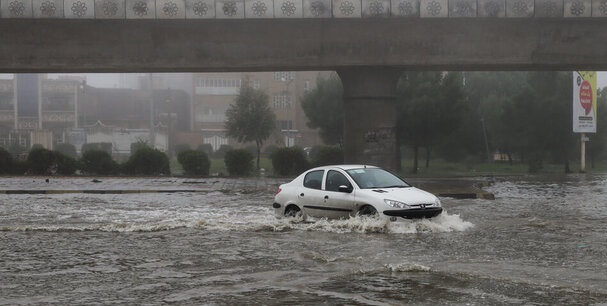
(1, 71, 326, 159)
(192, 71, 325, 151)
(0, 74, 81, 155)
(0, 74, 190, 159)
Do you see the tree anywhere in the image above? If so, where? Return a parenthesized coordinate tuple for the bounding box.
(588, 87, 607, 167)
(501, 72, 575, 173)
(225, 77, 276, 170)
(462, 71, 528, 163)
(396, 72, 466, 173)
(300, 73, 344, 145)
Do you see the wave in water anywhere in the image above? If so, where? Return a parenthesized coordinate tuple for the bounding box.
(1, 211, 474, 234)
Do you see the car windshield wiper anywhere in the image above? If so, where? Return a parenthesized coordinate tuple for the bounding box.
(381, 185, 408, 188)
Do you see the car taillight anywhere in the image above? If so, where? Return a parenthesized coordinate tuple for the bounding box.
(276, 187, 282, 195)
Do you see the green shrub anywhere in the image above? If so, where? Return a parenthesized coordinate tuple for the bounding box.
(26, 147, 77, 175)
(80, 150, 119, 175)
(271, 147, 310, 176)
(224, 149, 253, 176)
(26, 147, 56, 175)
(311, 146, 343, 167)
(0, 147, 16, 175)
(177, 150, 211, 176)
(11, 160, 27, 175)
(122, 146, 170, 176)
(54, 153, 78, 175)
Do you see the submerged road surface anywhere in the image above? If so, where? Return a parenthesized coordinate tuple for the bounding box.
(1, 175, 606, 305)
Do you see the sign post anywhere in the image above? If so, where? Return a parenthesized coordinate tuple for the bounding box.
(572, 71, 597, 173)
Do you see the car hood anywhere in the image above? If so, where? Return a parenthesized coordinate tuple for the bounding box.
(359, 187, 437, 205)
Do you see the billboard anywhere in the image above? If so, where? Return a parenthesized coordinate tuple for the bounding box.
(573, 71, 597, 133)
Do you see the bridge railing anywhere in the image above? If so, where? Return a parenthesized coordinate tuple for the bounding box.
(1, 0, 605, 19)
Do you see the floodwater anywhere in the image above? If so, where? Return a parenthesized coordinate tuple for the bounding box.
(1, 175, 606, 305)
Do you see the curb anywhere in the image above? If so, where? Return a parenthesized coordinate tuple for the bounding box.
(437, 192, 495, 200)
(0, 189, 210, 194)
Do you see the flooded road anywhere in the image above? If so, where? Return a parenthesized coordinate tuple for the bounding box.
(1, 175, 606, 305)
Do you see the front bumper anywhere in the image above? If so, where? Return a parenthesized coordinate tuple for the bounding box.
(383, 207, 443, 219)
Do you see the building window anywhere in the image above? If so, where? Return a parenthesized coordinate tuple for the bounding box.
(0, 94, 13, 110)
(196, 78, 242, 96)
(250, 79, 260, 89)
(272, 94, 291, 109)
(197, 78, 242, 88)
(273, 72, 294, 81)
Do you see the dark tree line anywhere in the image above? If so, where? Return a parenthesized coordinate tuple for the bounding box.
(301, 71, 607, 173)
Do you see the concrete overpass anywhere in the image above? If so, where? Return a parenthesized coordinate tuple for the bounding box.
(2, 0, 607, 169)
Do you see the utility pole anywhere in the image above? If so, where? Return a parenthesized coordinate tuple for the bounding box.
(580, 133, 587, 173)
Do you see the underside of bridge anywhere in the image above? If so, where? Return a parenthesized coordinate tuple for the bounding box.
(2, 18, 607, 169)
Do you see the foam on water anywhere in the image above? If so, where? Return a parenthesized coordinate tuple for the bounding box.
(0, 211, 474, 234)
(0, 190, 474, 234)
(385, 262, 432, 273)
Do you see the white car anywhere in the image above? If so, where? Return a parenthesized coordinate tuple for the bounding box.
(273, 165, 442, 221)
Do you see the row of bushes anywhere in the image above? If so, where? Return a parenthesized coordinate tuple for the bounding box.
(181, 145, 344, 177)
(0, 145, 344, 177)
(0, 146, 170, 176)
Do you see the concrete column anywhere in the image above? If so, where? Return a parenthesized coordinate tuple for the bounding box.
(337, 67, 402, 171)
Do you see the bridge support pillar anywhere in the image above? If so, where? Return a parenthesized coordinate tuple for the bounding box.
(337, 67, 402, 171)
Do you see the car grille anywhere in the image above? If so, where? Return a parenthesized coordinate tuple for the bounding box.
(409, 203, 433, 209)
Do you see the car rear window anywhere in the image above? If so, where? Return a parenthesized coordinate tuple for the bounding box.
(303, 170, 323, 190)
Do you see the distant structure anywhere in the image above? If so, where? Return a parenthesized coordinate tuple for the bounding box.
(0, 74, 81, 155)
(0, 72, 324, 159)
(191, 71, 325, 152)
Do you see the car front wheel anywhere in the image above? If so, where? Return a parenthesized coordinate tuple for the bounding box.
(358, 205, 378, 217)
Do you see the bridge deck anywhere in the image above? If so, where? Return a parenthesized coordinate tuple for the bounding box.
(1, 0, 606, 19)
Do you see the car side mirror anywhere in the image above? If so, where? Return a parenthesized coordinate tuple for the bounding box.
(338, 185, 353, 193)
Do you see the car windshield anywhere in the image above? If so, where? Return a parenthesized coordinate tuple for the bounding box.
(346, 168, 410, 189)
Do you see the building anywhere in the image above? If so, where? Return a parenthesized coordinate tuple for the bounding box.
(0, 74, 81, 155)
(0, 74, 190, 159)
(192, 71, 326, 152)
(0, 71, 326, 159)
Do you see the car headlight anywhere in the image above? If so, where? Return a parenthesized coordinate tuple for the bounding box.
(434, 197, 441, 207)
(384, 199, 410, 209)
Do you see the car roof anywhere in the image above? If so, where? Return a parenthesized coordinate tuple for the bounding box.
(309, 164, 380, 171)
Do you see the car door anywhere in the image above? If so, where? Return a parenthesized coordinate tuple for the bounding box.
(321, 170, 357, 218)
(298, 169, 327, 218)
